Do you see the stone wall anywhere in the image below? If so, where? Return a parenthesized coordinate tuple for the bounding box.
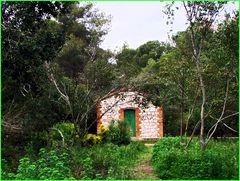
(97, 91, 163, 139)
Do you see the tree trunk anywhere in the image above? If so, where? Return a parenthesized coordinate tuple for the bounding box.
(195, 58, 206, 150)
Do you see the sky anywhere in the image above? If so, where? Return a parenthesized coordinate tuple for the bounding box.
(94, 2, 238, 52)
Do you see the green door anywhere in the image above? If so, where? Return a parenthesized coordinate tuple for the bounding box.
(124, 110, 136, 136)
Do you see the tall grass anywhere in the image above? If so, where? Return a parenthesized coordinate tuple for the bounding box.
(71, 141, 147, 179)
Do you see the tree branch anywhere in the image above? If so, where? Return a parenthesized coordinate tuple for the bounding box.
(205, 76, 231, 144)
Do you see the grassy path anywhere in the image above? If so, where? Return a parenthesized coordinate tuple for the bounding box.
(132, 144, 160, 180)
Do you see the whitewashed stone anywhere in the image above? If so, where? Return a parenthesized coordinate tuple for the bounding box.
(99, 91, 162, 139)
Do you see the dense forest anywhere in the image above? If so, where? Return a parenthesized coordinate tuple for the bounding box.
(1, 2, 239, 180)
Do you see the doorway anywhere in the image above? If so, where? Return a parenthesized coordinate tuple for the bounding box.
(124, 109, 136, 136)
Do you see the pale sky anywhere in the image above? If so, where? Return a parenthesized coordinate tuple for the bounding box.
(94, 2, 238, 52)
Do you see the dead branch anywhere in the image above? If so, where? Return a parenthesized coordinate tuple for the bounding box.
(44, 61, 73, 117)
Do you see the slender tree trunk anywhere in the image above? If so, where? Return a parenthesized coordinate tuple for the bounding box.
(195, 52, 206, 150)
(187, 13, 206, 149)
(181, 2, 233, 150)
(195, 58, 206, 150)
(180, 75, 184, 144)
(180, 104, 183, 143)
(199, 75, 206, 150)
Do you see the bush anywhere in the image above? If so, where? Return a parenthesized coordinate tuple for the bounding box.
(98, 124, 108, 142)
(82, 133, 102, 147)
(151, 137, 239, 180)
(80, 157, 94, 179)
(1, 159, 16, 180)
(4, 148, 74, 180)
(48, 122, 76, 147)
(152, 136, 181, 151)
(104, 120, 131, 145)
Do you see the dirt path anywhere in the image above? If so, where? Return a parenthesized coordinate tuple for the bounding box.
(132, 145, 160, 180)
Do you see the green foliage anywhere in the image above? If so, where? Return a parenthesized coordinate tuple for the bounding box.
(151, 137, 239, 180)
(2, 3, 77, 142)
(1, 159, 16, 180)
(54, 122, 75, 140)
(106, 167, 115, 180)
(71, 142, 147, 179)
(2, 3, 238, 180)
(48, 122, 76, 147)
(98, 124, 108, 136)
(114, 41, 172, 85)
(2, 142, 146, 180)
(80, 157, 94, 179)
(203, 14, 239, 136)
(115, 45, 140, 80)
(56, 3, 111, 79)
(2, 1, 111, 145)
(14, 148, 73, 180)
(84, 59, 116, 93)
(1, 148, 73, 180)
(16, 157, 37, 180)
(132, 12, 238, 137)
(135, 40, 171, 68)
(104, 120, 131, 145)
(152, 137, 181, 152)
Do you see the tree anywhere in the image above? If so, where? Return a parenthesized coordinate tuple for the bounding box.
(2, 2, 80, 167)
(2, 2, 74, 132)
(165, 2, 238, 149)
(135, 40, 172, 68)
(131, 36, 197, 136)
(56, 3, 111, 80)
(115, 44, 140, 81)
(203, 13, 239, 138)
(114, 41, 172, 87)
(84, 56, 116, 94)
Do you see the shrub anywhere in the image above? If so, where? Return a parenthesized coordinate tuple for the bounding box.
(82, 133, 102, 147)
(128, 140, 147, 151)
(1, 159, 16, 180)
(104, 120, 131, 145)
(8, 148, 74, 180)
(153, 136, 181, 151)
(151, 137, 239, 180)
(80, 157, 94, 179)
(48, 122, 76, 147)
(98, 124, 108, 142)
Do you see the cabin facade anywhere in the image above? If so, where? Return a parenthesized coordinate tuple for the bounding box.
(97, 89, 163, 139)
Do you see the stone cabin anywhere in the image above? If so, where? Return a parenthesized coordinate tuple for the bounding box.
(97, 89, 163, 140)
